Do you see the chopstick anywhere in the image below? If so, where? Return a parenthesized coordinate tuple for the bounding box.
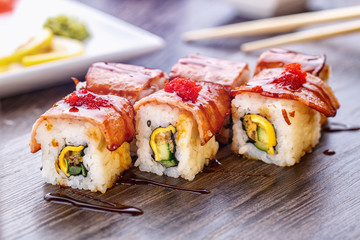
(182, 5, 360, 42)
(241, 19, 360, 52)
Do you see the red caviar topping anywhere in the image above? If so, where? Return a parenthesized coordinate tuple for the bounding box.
(272, 63, 307, 90)
(252, 85, 263, 93)
(164, 78, 202, 103)
(64, 89, 111, 109)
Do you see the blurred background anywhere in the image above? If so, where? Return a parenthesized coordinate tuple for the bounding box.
(1, 1, 360, 239)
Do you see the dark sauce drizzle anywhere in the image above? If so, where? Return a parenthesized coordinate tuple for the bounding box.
(323, 149, 336, 156)
(44, 191, 143, 216)
(324, 122, 360, 133)
(44, 170, 211, 215)
(67, 188, 117, 207)
(117, 170, 210, 194)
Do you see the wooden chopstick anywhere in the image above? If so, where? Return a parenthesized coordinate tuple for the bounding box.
(182, 5, 360, 42)
(240, 19, 360, 52)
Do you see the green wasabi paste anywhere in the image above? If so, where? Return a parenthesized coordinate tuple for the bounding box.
(44, 15, 90, 41)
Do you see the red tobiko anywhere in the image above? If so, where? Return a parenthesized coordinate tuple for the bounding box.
(64, 89, 111, 109)
(272, 63, 307, 90)
(164, 78, 202, 103)
(252, 85, 263, 93)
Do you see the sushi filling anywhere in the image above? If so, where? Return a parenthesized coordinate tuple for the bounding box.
(57, 145, 87, 177)
(242, 114, 276, 155)
(150, 125, 178, 167)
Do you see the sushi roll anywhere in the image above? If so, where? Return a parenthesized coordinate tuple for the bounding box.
(30, 89, 135, 193)
(134, 78, 231, 180)
(254, 48, 330, 82)
(83, 62, 168, 104)
(169, 54, 250, 144)
(231, 63, 339, 166)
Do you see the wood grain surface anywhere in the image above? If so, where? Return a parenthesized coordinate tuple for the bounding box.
(1, 0, 360, 239)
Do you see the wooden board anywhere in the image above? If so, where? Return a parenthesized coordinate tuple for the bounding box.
(1, 0, 360, 239)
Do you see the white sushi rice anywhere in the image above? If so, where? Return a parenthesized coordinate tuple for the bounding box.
(35, 118, 132, 193)
(232, 93, 321, 166)
(75, 81, 86, 91)
(135, 103, 218, 180)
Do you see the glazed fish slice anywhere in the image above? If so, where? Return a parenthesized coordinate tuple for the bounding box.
(84, 62, 168, 104)
(169, 54, 250, 91)
(254, 48, 330, 82)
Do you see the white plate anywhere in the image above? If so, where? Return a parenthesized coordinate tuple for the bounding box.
(0, 0, 164, 98)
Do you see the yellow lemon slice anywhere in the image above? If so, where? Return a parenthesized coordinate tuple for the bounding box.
(0, 28, 54, 66)
(22, 36, 84, 66)
(0, 65, 9, 73)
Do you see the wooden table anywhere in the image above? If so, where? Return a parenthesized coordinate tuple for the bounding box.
(1, 0, 360, 239)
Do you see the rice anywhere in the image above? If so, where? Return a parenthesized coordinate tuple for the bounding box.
(135, 103, 218, 180)
(231, 92, 321, 166)
(75, 81, 86, 91)
(35, 118, 132, 193)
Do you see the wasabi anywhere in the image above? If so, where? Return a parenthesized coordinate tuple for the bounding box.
(44, 15, 90, 41)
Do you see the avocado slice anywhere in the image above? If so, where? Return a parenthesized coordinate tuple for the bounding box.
(69, 165, 82, 175)
(160, 159, 178, 168)
(80, 163, 87, 177)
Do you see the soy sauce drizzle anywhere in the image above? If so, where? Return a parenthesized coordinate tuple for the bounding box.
(203, 159, 270, 178)
(66, 188, 117, 207)
(323, 149, 336, 156)
(44, 192, 143, 216)
(117, 171, 210, 194)
(324, 122, 360, 133)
